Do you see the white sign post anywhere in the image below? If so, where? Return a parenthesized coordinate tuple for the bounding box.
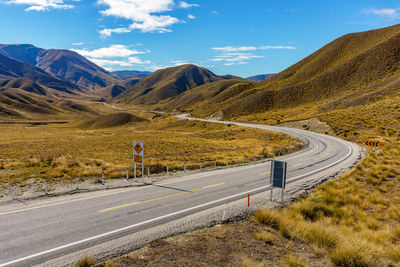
(133, 141, 144, 183)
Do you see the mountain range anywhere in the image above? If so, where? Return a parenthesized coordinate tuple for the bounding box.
(1, 24, 400, 120)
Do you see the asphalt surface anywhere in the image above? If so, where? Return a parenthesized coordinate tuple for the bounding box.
(0, 116, 361, 266)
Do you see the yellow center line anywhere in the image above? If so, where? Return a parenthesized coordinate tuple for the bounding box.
(99, 182, 226, 213)
(315, 153, 330, 160)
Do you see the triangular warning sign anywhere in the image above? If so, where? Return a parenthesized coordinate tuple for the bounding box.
(134, 143, 143, 154)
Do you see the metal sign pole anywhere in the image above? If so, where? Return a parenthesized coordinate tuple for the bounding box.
(142, 163, 144, 183)
(270, 160, 274, 201)
(134, 163, 137, 182)
(281, 162, 287, 203)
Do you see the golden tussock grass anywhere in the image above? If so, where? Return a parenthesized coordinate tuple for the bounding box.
(0, 113, 304, 187)
(255, 142, 400, 266)
(76, 255, 96, 267)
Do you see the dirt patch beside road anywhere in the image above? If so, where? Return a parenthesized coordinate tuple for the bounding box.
(278, 117, 334, 135)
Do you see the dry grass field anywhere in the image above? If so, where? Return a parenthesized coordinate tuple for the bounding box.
(93, 96, 400, 267)
(0, 112, 303, 192)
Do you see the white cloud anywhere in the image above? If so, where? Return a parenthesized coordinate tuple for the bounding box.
(211, 44, 297, 66)
(72, 45, 145, 58)
(365, 8, 399, 20)
(98, 0, 182, 36)
(187, 14, 196, 19)
(6, 0, 74, 11)
(128, 56, 151, 64)
(179, 1, 198, 8)
(211, 52, 264, 63)
(211, 10, 219, 15)
(72, 42, 84, 46)
(73, 44, 151, 70)
(89, 58, 134, 67)
(212, 46, 258, 52)
(212, 45, 296, 52)
(170, 60, 191, 66)
(259, 45, 297, 50)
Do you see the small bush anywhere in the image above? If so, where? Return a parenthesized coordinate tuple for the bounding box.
(297, 200, 334, 221)
(76, 255, 96, 267)
(303, 224, 338, 248)
(329, 240, 376, 267)
(254, 209, 280, 229)
(254, 231, 275, 244)
(284, 255, 306, 267)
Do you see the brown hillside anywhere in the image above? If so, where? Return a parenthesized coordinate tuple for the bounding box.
(77, 112, 147, 129)
(115, 64, 232, 105)
(160, 79, 246, 110)
(189, 24, 400, 117)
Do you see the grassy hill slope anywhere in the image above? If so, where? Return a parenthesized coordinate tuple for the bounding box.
(187, 24, 400, 118)
(115, 64, 233, 105)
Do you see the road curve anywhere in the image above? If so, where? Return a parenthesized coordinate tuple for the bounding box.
(0, 116, 362, 267)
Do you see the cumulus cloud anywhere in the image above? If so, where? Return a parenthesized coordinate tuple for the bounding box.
(73, 44, 151, 69)
(72, 44, 145, 58)
(364, 8, 400, 20)
(98, 0, 189, 36)
(6, 0, 74, 11)
(179, 1, 198, 8)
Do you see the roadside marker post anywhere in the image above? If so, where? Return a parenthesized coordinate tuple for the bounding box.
(10, 185, 14, 200)
(133, 141, 144, 183)
(147, 167, 150, 178)
(166, 165, 169, 175)
(245, 156, 247, 164)
(184, 163, 186, 173)
(214, 160, 217, 168)
(44, 181, 48, 195)
(76, 176, 79, 190)
(269, 160, 287, 203)
(101, 173, 104, 185)
(248, 194, 250, 207)
(227, 159, 229, 167)
(222, 203, 228, 221)
(200, 162, 202, 170)
(254, 155, 256, 161)
(126, 169, 129, 181)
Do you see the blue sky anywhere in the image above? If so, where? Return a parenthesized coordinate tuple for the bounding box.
(0, 0, 399, 77)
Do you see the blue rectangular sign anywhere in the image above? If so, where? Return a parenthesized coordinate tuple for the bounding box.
(270, 160, 287, 188)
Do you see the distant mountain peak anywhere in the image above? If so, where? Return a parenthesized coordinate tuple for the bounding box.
(0, 43, 119, 90)
(246, 73, 275, 81)
(115, 64, 236, 105)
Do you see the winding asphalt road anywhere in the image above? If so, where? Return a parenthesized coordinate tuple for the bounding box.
(0, 116, 361, 266)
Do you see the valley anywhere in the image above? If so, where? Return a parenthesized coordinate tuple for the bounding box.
(0, 21, 400, 267)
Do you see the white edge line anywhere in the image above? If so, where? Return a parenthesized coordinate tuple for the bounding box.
(0, 185, 269, 267)
(0, 143, 355, 267)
